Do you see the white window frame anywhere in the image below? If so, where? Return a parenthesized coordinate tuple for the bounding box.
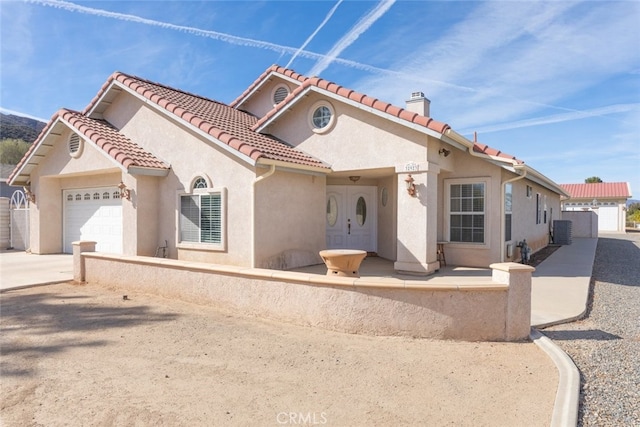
(308, 100, 336, 134)
(444, 178, 490, 247)
(505, 183, 512, 242)
(177, 187, 227, 251)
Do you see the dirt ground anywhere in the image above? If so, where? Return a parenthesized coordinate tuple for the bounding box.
(1, 282, 557, 426)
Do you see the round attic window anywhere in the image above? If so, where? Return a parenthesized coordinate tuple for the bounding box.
(273, 85, 290, 105)
(309, 101, 335, 133)
(68, 132, 83, 158)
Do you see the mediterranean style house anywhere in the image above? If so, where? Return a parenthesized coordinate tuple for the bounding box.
(9, 65, 568, 274)
(561, 182, 632, 233)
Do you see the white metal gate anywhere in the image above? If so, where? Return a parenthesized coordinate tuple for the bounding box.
(10, 190, 30, 251)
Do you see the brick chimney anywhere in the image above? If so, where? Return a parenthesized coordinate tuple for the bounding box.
(405, 91, 430, 117)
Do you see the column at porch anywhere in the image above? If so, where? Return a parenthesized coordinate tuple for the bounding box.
(121, 174, 160, 257)
(394, 162, 440, 275)
(33, 177, 62, 254)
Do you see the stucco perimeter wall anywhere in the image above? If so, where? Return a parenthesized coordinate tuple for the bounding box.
(562, 211, 598, 238)
(78, 251, 533, 342)
(0, 198, 9, 249)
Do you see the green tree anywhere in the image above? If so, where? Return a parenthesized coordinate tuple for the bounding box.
(627, 203, 640, 222)
(0, 138, 31, 164)
(585, 176, 603, 183)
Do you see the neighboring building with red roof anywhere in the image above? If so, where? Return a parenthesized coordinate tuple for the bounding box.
(561, 182, 632, 233)
(10, 65, 568, 272)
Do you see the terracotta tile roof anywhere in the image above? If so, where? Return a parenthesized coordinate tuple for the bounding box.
(8, 109, 169, 184)
(250, 65, 451, 135)
(90, 72, 328, 170)
(230, 65, 307, 108)
(561, 182, 632, 199)
(60, 109, 169, 170)
(243, 65, 525, 166)
(472, 142, 523, 165)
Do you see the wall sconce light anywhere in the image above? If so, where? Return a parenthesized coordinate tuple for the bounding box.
(405, 174, 416, 197)
(349, 176, 360, 183)
(118, 181, 131, 201)
(23, 186, 35, 204)
(439, 148, 451, 157)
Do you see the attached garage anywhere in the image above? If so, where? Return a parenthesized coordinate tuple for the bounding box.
(63, 187, 123, 254)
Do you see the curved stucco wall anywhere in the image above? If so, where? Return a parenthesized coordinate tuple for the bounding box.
(79, 252, 533, 341)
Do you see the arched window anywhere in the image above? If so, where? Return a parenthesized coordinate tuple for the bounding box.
(193, 177, 208, 189)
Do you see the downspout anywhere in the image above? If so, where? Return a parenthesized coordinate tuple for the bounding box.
(501, 165, 527, 261)
(251, 164, 276, 268)
(465, 133, 525, 262)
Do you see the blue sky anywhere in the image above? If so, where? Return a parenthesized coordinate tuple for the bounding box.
(1, 0, 639, 196)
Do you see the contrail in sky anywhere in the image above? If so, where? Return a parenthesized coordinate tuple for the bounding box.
(27, 0, 628, 129)
(460, 104, 639, 135)
(25, 0, 487, 94)
(308, 0, 396, 77)
(286, 0, 344, 69)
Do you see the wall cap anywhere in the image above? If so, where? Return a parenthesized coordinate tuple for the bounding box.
(490, 262, 536, 273)
(81, 253, 508, 292)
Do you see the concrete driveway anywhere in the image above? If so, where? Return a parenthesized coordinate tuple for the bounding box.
(0, 250, 73, 291)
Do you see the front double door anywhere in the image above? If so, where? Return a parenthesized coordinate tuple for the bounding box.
(326, 185, 377, 252)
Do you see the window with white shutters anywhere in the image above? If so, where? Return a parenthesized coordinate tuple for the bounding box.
(179, 192, 223, 245)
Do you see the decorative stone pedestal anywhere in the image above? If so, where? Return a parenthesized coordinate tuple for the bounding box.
(319, 249, 367, 277)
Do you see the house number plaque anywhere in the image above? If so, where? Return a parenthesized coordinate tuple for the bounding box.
(404, 162, 419, 172)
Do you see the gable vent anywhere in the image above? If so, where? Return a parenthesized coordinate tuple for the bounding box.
(273, 86, 289, 105)
(68, 132, 83, 157)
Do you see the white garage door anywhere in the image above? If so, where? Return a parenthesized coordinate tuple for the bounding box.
(597, 206, 619, 232)
(63, 187, 123, 254)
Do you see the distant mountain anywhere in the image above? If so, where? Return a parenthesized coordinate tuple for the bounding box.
(0, 113, 46, 142)
(628, 199, 639, 207)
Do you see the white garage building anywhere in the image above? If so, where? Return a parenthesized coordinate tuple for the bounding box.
(561, 182, 632, 233)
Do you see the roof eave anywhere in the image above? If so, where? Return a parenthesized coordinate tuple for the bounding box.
(8, 114, 66, 186)
(231, 71, 306, 110)
(110, 79, 260, 167)
(257, 158, 331, 175)
(520, 165, 570, 197)
(128, 166, 171, 176)
(254, 85, 446, 141)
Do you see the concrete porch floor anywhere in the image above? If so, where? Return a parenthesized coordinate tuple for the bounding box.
(293, 255, 493, 284)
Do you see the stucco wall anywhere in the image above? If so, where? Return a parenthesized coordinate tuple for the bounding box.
(509, 176, 561, 260)
(376, 175, 397, 260)
(254, 169, 326, 269)
(104, 96, 257, 266)
(561, 211, 598, 238)
(25, 123, 125, 254)
(238, 77, 296, 119)
(0, 197, 9, 249)
(263, 93, 430, 173)
(78, 251, 533, 341)
(438, 154, 502, 267)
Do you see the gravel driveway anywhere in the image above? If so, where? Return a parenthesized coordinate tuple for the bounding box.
(542, 232, 640, 426)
